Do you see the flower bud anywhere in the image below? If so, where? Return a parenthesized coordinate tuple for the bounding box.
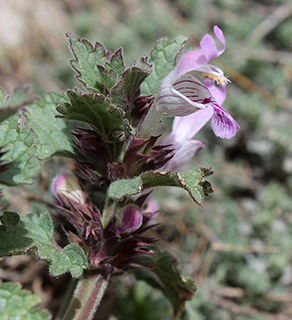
(116, 205, 143, 234)
(52, 174, 86, 206)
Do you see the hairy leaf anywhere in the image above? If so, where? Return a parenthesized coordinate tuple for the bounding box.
(0, 211, 88, 277)
(0, 281, 48, 320)
(108, 168, 212, 205)
(27, 93, 75, 160)
(0, 87, 33, 123)
(0, 88, 7, 104)
(0, 114, 40, 185)
(110, 66, 151, 109)
(57, 90, 131, 142)
(67, 33, 125, 92)
(135, 249, 196, 319)
(108, 176, 142, 200)
(67, 33, 108, 91)
(107, 48, 125, 75)
(142, 36, 189, 96)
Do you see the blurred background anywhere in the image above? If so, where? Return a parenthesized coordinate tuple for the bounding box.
(1, 0, 292, 319)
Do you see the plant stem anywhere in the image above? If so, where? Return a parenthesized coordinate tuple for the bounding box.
(60, 270, 110, 320)
(138, 103, 163, 139)
(55, 278, 77, 320)
(102, 197, 117, 228)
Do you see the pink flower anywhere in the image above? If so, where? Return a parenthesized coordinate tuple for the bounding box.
(161, 108, 213, 171)
(156, 26, 239, 140)
(116, 205, 143, 234)
(52, 174, 86, 207)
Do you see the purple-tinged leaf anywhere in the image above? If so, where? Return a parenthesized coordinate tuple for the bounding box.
(66, 33, 125, 93)
(123, 136, 174, 177)
(135, 248, 196, 319)
(66, 33, 110, 92)
(109, 66, 151, 111)
(57, 90, 132, 143)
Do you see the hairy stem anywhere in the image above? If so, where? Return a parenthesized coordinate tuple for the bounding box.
(60, 270, 110, 320)
(138, 102, 163, 139)
(102, 197, 117, 228)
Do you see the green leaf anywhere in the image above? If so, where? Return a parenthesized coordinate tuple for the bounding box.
(108, 168, 212, 205)
(26, 93, 75, 160)
(108, 176, 142, 200)
(0, 92, 75, 185)
(67, 33, 108, 91)
(97, 66, 119, 93)
(57, 90, 131, 142)
(135, 249, 196, 319)
(107, 48, 125, 75)
(142, 36, 189, 96)
(0, 114, 41, 185)
(0, 87, 33, 123)
(0, 281, 48, 320)
(0, 211, 88, 278)
(67, 33, 125, 92)
(0, 87, 7, 104)
(110, 66, 151, 109)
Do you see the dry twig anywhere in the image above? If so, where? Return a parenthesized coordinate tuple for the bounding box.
(248, 3, 292, 43)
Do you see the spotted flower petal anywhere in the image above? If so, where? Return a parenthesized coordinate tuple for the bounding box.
(211, 103, 240, 139)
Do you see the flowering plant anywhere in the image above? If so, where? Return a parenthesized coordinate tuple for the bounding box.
(0, 26, 238, 319)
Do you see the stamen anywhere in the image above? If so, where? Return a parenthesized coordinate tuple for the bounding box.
(199, 64, 231, 87)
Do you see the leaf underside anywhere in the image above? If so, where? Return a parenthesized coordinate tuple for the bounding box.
(108, 168, 212, 205)
(57, 90, 131, 142)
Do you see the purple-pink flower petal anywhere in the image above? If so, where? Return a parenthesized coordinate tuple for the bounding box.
(156, 25, 239, 141)
(157, 74, 215, 116)
(200, 34, 218, 61)
(162, 139, 205, 171)
(200, 25, 226, 60)
(144, 199, 159, 214)
(52, 174, 86, 206)
(116, 205, 143, 234)
(157, 73, 239, 139)
(161, 108, 213, 170)
(214, 25, 226, 56)
(204, 79, 227, 105)
(210, 104, 240, 139)
(172, 108, 214, 140)
(175, 51, 207, 78)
